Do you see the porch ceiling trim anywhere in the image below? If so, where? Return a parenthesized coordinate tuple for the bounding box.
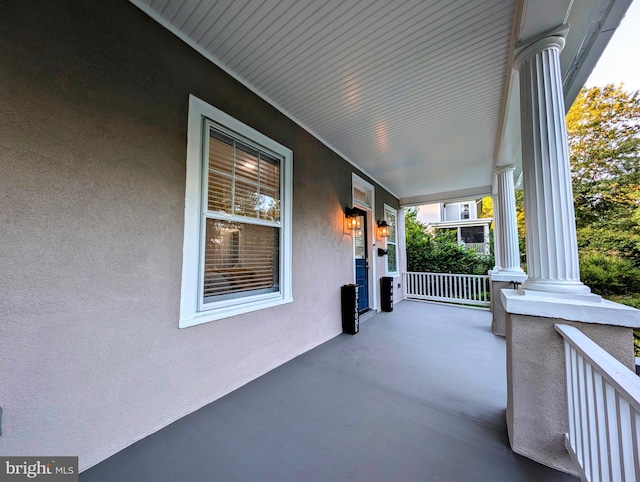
(400, 185, 493, 208)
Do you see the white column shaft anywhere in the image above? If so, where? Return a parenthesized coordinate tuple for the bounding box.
(491, 194, 502, 271)
(495, 166, 523, 273)
(516, 35, 589, 294)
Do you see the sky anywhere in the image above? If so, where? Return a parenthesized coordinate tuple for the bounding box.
(586, 1, 640, 91)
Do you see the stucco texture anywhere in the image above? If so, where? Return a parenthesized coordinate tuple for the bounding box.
(0, 0, 399, 470)
(491, 280, 512, 336)
(505, 313, 634, 475)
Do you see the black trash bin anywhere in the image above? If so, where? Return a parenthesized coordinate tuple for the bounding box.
(381, 276, 393, 312)
(341, 284, 360, 334)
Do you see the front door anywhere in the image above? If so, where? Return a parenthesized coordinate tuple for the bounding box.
(354, 216, 369, 313)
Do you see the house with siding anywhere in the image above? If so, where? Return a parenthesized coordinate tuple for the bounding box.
(417, 200, 493, 254)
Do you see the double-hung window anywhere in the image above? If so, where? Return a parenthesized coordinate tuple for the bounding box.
(460, 203, 470, 220)
(384, 205, 398, 276)
(179, 95, 293, 328)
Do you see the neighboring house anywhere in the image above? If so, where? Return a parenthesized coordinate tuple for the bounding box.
(417, 201, 492, 254)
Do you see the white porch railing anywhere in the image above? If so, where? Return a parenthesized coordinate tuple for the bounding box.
(556, 324, 640, 482)
(464, 242, 488, 255)
(403, 272, 490, 307)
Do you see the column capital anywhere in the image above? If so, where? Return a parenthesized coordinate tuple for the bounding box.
(495, 164, 515, 175)
(514, 24, 569, 69)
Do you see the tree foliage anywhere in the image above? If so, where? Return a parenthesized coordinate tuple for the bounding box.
(567, 84, 640, 229)
(566, 85, 640, 300)
(405, 208, 493, 275)
(478, 196, 493, 219)
(514, 189, 527, 267)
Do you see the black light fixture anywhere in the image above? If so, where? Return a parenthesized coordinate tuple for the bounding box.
(345, 206, 366, 230)
(377, 219, 390, 238)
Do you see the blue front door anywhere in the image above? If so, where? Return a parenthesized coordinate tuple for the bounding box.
(355, 259, 368, 312)
(354, 215, 369, 312)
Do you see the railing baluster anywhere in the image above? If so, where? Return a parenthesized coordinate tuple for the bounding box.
(444, 274, 448, 299)
(571, 346, 580, 460)
(413, 273, 417, 298)
(402, 273, 405, 296)
(606, 383, 622, 481)
(578, 354, 588, 471)
(454, 275, 459, 301)
(462, 276, 466, 301)
(425, 273, 430, 299)
(618, 396, 634, 480)
(586, 362, 599, 481)
(484, 277, 489, 302)
(473, 276, 478, 301)
(465, 276, 473, 300)
(566, 343, 576, 456)
(633, 410, 640, 479)
(556, 324, 640, 482)
(594, 371, 608, 482)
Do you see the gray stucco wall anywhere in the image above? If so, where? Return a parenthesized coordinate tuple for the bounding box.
(0, 0, 400, 470)
(506, 313, 634, 475)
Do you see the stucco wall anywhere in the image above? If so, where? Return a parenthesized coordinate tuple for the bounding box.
(506, 313, 634, 474)
(0, 0, 400, 470)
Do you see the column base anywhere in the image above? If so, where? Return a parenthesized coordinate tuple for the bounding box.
(491, 281, 512, 336)
(489, 272, 527, 336)
(502, 290, 640, 475)
(521, 278, 592, 296)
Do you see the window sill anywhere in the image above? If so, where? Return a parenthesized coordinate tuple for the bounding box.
(179, 296, 293, 328)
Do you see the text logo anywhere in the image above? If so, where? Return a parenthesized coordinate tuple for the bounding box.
(0, 457, 78, 482)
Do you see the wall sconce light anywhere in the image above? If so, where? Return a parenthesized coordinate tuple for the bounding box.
(345, 206, 365, 230)
(377, 220, 390, 238)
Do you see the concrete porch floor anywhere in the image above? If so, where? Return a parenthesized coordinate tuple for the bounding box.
(81, 301, 578, 481)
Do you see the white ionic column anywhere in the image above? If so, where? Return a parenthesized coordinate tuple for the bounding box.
(491, 194, 502, 271)
(514, 31, 590, 295)
(495, 166, 524, 275)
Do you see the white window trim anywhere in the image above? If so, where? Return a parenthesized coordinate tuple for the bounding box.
(179, 95, 293, 328)
(351, 173, 376, 311)
(384, 204, 399, 276)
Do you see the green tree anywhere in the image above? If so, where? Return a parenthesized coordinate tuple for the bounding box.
(514, 189, 527, 268)
(405, 208, 493, 275)
(566, 84, 640, 305)
(478, 196, 493, 219)
(567, 84, 640, 230)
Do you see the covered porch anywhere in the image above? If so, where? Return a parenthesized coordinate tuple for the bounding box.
(2, 1, 640, 478)
(81, 301, 576, 481)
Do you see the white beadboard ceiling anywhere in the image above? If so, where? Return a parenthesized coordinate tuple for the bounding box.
(132, 0, 628, 205)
